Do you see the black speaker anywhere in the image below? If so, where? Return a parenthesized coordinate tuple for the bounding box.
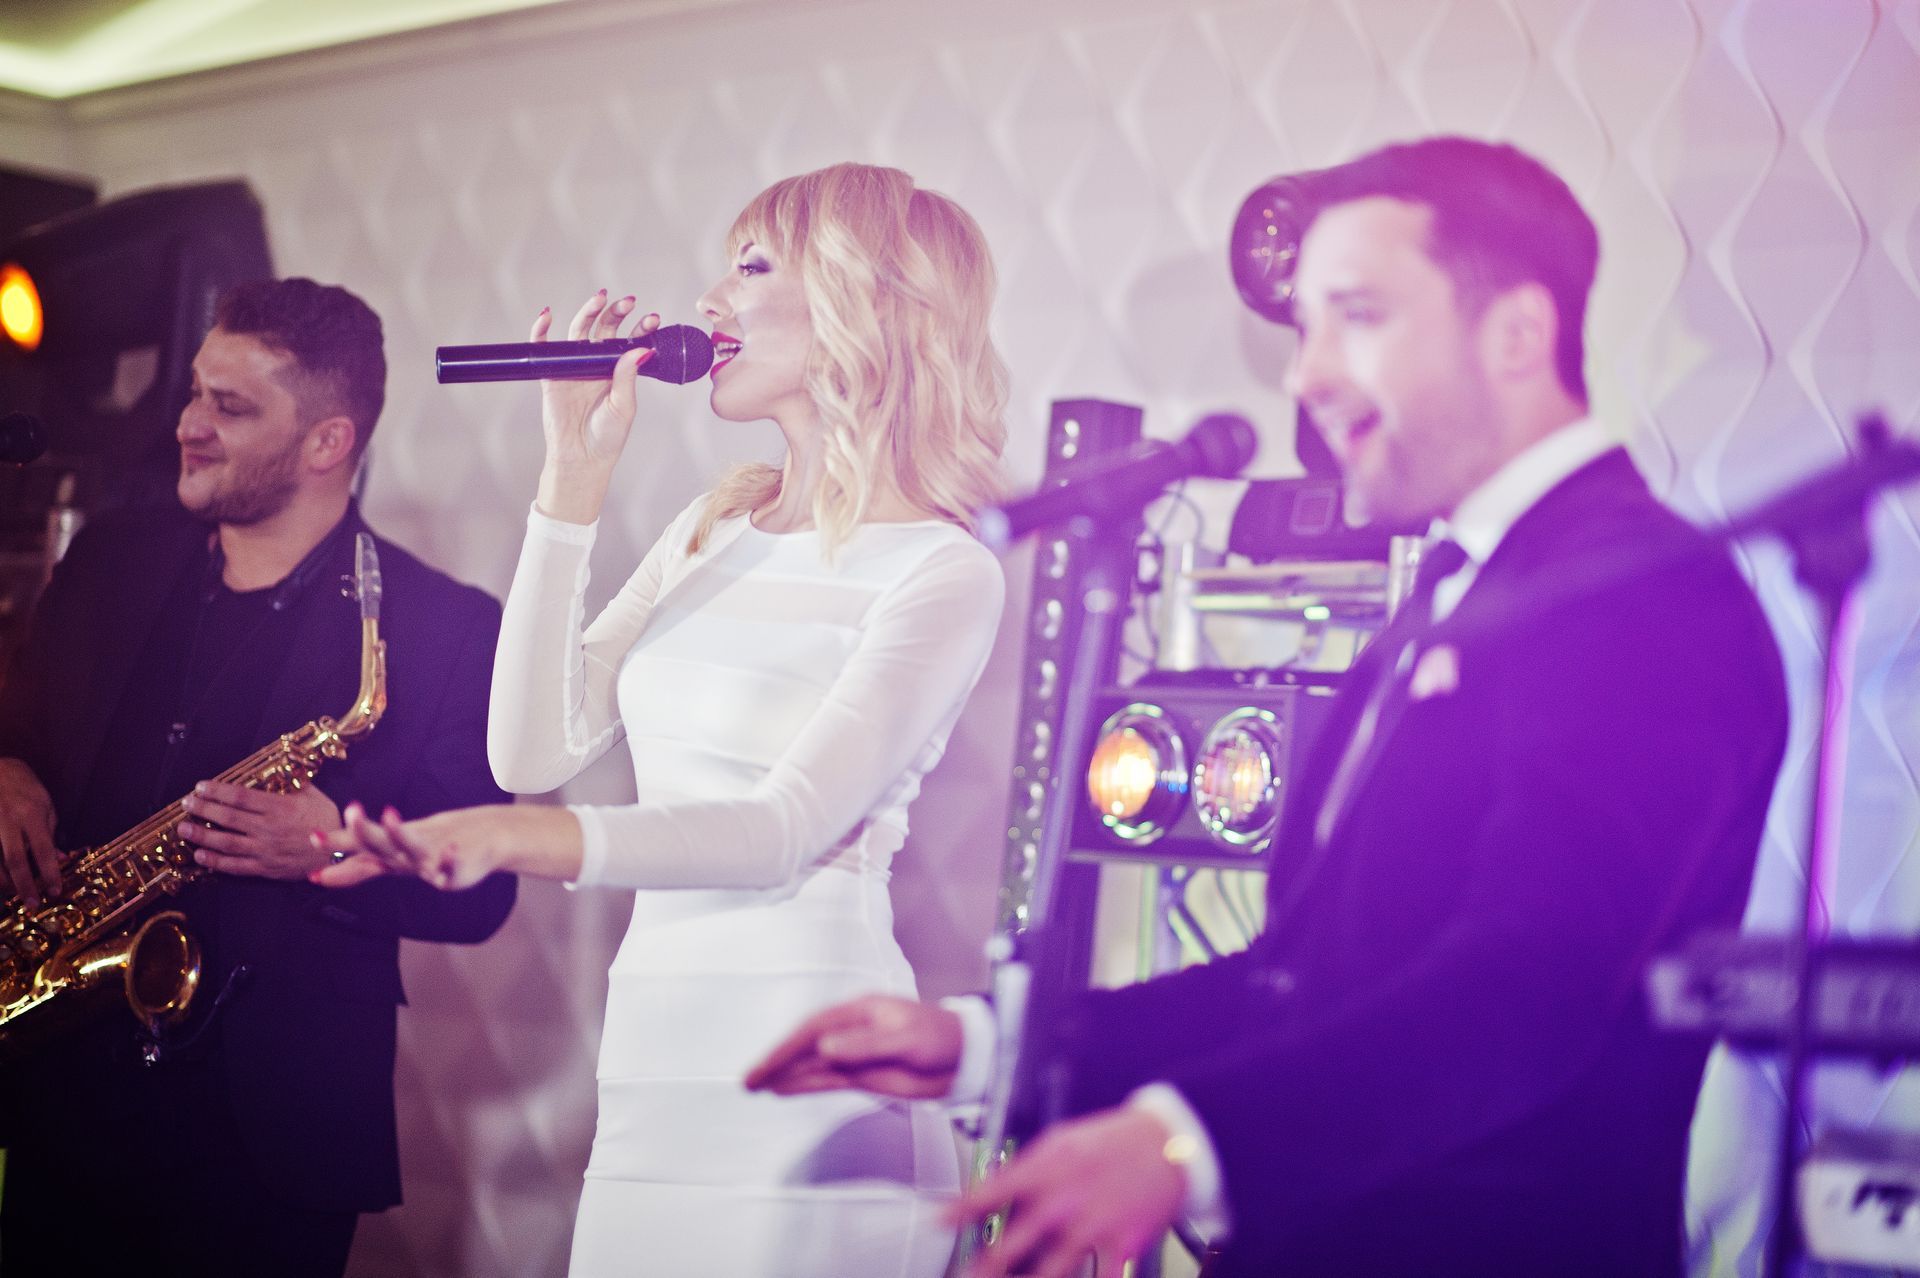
(0, 180, 273, 486)
(0, 167, 95, 244)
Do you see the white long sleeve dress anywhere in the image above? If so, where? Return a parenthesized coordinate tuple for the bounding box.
(489, 501, 1004, 1278)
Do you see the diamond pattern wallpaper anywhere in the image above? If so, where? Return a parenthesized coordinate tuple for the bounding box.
(6, 0, 1919, 1274)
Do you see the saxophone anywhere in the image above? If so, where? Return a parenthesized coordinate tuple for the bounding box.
(0, 533, 388, 1055)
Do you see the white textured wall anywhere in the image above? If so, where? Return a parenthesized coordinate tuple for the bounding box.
(6, 1, 1919, 1274)
(0, 87, 81, 177)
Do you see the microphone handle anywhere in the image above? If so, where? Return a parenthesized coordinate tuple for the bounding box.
(1005, 440, 1182, 535)
(437, 335, 666, 383)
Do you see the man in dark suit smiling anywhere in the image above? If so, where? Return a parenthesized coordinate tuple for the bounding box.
(748, 137, 1790, 1278)
(0, 278, 514, 1277)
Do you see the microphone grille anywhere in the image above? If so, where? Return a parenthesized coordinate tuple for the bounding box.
(1187, 413, 1259, 478)
(649, 325, 714, 383)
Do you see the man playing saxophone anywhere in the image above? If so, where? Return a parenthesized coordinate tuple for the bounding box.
(0, 278, 515, 1278)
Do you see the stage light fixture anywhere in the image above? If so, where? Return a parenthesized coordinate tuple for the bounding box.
(1230, 173, 1317, 326)
(0, 263, 41, 351)
(1070, 679, 1337, 868)
(1234, 164, 1374, 328)
(1085, 704, 1189, 845)
(1191, 708, 1289, 850)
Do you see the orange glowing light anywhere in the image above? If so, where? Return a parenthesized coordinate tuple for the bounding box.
(1085, 705, 1188, 845)
(1, 264, 43, 351)
(1088, 728, 1160, 821)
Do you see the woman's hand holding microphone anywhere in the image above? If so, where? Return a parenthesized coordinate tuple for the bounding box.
(535, 290, 658, 525)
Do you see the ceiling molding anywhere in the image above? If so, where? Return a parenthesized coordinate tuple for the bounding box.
(0, 84, 67, 125)
(0, 0, 750, 103)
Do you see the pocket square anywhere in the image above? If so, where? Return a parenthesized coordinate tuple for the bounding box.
(1409, 644, 1461, 701)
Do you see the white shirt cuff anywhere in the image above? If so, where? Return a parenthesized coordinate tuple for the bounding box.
(564, 804, 609, 888)
(526, 501, 599, 544)
(941, 994, 998, 1106)
(1127, 1083, 1233, 1241)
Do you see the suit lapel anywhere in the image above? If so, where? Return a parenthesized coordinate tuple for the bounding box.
(1263, 641, 1393, 930)
(63, 518, 208, 795)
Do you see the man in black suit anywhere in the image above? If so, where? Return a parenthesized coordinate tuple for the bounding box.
(0, 278, 515, 1276)
(748, 137, 1789, 1277)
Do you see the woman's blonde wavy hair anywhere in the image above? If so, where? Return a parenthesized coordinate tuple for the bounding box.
(687, 163, 1008, 555)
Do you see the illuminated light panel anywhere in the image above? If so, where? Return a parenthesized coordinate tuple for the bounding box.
(0, 264, 43, 351)
(0, 0, 589, 99)
(1086, 704, 1187, 844)
(1191, 708, 1287, 850)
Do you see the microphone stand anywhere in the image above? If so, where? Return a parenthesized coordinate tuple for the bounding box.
(966, 515, 1135, 1256)
(1738, 415, 1919, 1278)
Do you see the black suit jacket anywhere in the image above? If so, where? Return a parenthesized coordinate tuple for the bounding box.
(1055, 452, 1788, 1276)
(0, 502, 515, 1213)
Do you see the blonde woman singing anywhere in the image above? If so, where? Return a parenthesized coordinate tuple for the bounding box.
(317, 163, 1007, 1276)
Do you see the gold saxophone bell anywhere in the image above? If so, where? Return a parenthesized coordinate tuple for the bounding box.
(59, 910, 201, 1033)
(0, 533, 389, 1057)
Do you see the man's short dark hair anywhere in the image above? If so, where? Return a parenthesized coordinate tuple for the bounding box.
(1304, 137, 1598, 403)
(214, 278, 386, 455)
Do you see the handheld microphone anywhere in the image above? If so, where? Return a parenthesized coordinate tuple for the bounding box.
(975, 413, 1260, 551)
(0, 412, 48, 465)
(435, 324, 715, 385)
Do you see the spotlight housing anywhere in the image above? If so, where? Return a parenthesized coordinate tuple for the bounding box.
(1192, 708, 1289, 850)
(1229, 170, 1328, 327)
(1086, 703, 1189, 845)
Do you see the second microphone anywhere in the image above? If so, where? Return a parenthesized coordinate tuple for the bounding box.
(436, 324, 715, 385)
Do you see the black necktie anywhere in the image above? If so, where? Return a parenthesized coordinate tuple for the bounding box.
(1384, 537, 1470, 653)
(1312, 537, 1470, 846)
